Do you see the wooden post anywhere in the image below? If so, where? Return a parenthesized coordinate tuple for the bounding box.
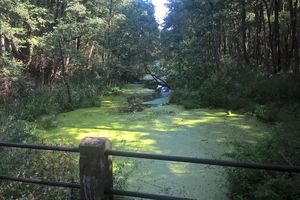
(79, 137, 113, 200)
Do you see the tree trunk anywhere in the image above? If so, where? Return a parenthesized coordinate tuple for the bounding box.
(145, 67, 170, 89)
(255, 2, 263, 66)
(58, 38, 72, 104)
(274, 0, 281, 73)
(263, 0, 275, 73)
(76, 36, 81, 50)
(290, 0, 299, 74)
(0, 30, 5, 55)
(26, 43, 33, 67)
(241, 0, 249, 64)
(87, 41, 96, 69)
(104, 0, 114, 86)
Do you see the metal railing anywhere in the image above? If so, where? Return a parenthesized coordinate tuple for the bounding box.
(0, 138, 300, 200)
(106, 150, 300, 173)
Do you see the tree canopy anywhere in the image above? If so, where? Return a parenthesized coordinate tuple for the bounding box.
(161, 0, 299, 88)
(0, 0, 159, 92)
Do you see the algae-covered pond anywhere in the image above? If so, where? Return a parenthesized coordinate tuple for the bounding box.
(37, 84, 271, 199)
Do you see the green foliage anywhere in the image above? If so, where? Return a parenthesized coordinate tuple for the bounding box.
(113, 158, 139, 191)
(254, 75, 300, 103)
(105, 86, 123, 96)
(70, 82, 102, 109)
(37, 115, 57, 130)
(170, 89, 201, 109)
(1, 77, 103, 122)
(254, 104, 278, 122)
(0, 53, 24, 79)
(121, 96, 146, 112)
(0, 141, 79, 200)
(170, 55, 300, 121)
(170, 56, 256, 109)
(0, 118, 36, 143)
(227, 122, 300, 200)
(0, 0, 159, 198)
(0, 114, 78, 199)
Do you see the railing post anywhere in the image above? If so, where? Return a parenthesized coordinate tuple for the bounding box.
(79, 137, 113, 200)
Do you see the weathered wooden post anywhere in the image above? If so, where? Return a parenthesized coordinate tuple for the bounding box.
(79, 137, 113, 200)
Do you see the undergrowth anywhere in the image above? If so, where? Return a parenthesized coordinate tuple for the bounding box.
(169, 56, 300, 199)
(0, 76, 105, 199)
(227, 122, 300, 200)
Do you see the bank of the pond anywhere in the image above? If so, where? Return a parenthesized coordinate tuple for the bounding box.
(36, 84, 271, 199)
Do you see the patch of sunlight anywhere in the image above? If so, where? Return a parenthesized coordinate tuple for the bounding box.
(95, 125, 112, 129)
(172, 117, 220, 126)
(216, 137, 227, 143)
(226, 113, 240, 117)
(245, 140, 258, 144)
(226, 116, 243, 121)
(235, 124, 254, 130)
(168, 163, 189, 176)
(68, 129, 148, 142)
(152, 119, 177, 132)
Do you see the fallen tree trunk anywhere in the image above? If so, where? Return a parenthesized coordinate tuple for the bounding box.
(145, 67, 170, 89)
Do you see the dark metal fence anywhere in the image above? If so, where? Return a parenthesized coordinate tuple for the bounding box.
(106, 150, 300, 173)
(0, 138, 299, 200)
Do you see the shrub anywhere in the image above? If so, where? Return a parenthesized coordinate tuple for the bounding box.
(120, 96, 147, 112)
(227, 122, 300, 200)
(254, 104, 278, 122)
(105, 86, 123, 96)
(170, 56, 300, 123)
(37, 115, 57, 130)
(0, 142, 80, 200)
(170, 89, 201, 109)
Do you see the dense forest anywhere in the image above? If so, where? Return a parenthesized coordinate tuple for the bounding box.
(0, 0, 159, 91)
(162, 0, 300, 199)
(1, 0, 300, 199)
(0, 0, 159, 199)
(161, 0, 299, 107)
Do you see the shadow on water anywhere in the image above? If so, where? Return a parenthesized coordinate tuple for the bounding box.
(37, 84, 272, 199)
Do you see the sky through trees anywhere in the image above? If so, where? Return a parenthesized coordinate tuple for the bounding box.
(152, 0, 169, 24)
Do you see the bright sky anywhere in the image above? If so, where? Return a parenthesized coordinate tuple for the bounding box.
(152, 0, 169, 25)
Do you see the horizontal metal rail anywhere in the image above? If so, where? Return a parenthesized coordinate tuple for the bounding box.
(0, 142, 79, 153)
(2, 141, 300, 200)
(0, 175, 192, 200)
(106, 150, 300, 173)
(0, 175, 80, 189)
(108, 189, 194, 200)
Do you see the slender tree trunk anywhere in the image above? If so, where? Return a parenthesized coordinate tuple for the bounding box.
(145, 67, 170, 88)
(263, 0, 275, 73)
(26, 43, 33, 67)
(274, 0, 281, 72)
(76, 36, 81, 50)
(87, 41, 96, 69)
(58, 38, 72, 104)
(0, 30, 5, 55)
(241, 0, 249, 64)
(255, 2, 263, 66)
(105, 0, 114, 86)
(262, 6, 268, 67)
(290, 0, 299, 74)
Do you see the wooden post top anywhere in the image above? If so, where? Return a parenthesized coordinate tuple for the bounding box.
(79, 137, 113, 200)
